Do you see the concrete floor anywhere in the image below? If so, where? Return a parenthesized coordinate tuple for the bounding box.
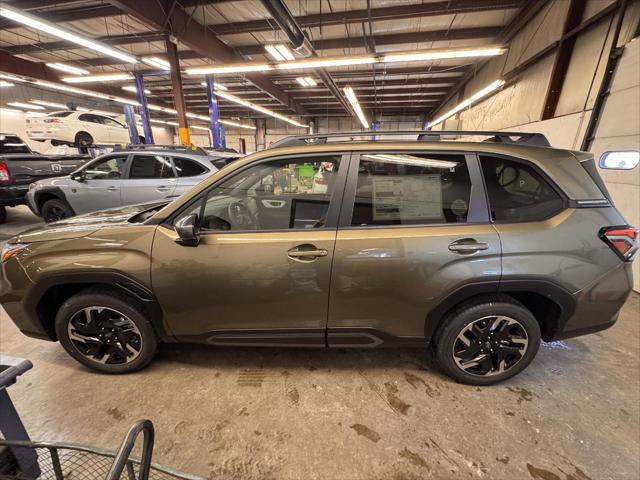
(1, 206, 639, 479)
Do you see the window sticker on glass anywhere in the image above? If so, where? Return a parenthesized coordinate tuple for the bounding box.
(372, 174, 443, 222)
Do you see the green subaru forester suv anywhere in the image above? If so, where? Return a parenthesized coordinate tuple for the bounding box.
(1, 132, 636, 385)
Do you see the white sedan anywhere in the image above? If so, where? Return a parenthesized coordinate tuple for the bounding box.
(26, 111, 141, 148)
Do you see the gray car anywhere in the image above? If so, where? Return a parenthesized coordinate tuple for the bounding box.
(26, 145, 222, 222)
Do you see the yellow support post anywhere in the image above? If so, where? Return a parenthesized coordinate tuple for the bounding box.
(178, 127, 191, 146)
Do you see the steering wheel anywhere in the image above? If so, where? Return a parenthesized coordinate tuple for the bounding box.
(228, 201, 258, 229)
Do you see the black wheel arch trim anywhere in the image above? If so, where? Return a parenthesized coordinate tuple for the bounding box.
(32, 186, 75, 216)
(25, 271, 170, 341)
(424, 279, 576, 342)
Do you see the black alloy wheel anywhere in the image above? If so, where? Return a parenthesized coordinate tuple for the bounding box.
(67, 306, 143, 366)
(452, 315, 529, 377)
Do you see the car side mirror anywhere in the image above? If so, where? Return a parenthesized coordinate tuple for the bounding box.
(70, 170, 85, 182)
(175, 213, 200, 246)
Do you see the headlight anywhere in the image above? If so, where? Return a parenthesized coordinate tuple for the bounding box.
(1, 244, 30, 263)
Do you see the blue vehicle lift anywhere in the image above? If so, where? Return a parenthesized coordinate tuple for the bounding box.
(205, 75, 224, 149)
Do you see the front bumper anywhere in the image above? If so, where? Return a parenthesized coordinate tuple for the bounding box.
(0, 185, 28, 207)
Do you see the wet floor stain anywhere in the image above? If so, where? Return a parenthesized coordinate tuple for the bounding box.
(350, 424, 381, 443)
(403, 372, 426, 389)
(507, 386, 535, 403)
(527, 464, 562, 480)
(496, 455, 509, 464)
(384, 382, 411, 415)
(399, 448, 429, 470)
(286, 385, 300, 406)
(106, 407, 126, 420)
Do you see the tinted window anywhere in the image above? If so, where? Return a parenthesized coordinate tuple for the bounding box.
(79, 114, 101, 124)
(351, 153, 471, 226)
(48, 111, 73, 118)
(0, 134, 31, 154)
(83, 156, 127, 180)
(173, 157, 207, 177)
(129, 155, 174, 179)
(178, 156, 341, 231)
(481, 155, 564, 222)
(101, 116, 124, 128)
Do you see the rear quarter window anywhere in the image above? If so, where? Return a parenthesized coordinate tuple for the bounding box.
(480, 155, 564, 222)
(173, 157, 207, 177)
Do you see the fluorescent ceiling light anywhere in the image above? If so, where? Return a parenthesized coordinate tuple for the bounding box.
(219, 119, 256, 130)
(362, 154, 458, 169)
(62, 73, 133, 83)
(0, 4, 138, 64)
(187, 64, 272, 75)
(186, 46, 505, 76)
(382, 47, 505, 63)
(0, 81, 13, 87)
(46, 63, 89, 75)
(343, 86, 368, 129)
(214, 89, 307, 128)
(122, 85, 151, 95)
(142, 56, 170, 70)
(191, 125, 210, 131)
(429, 79, 505, 127)
(25, 111, 46, 116)
(8, 102, 44, 110)
(0, 107, 23, 113)
(200, 81, 227, 90)
(76, 107, 89, 111)
(265, 44, 295, 61)
(296, 77, 317, 87)
(30, 99, 67, 109)
(0, 74, 25, 82)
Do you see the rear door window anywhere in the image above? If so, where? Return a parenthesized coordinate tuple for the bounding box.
(480, 155, 564, 222)
(350, 153, 472, 226)
(173, 157, 207, 177)
(129, 155, 175, 179)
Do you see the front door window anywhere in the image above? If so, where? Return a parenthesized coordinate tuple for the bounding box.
(179, 155, 342, 231)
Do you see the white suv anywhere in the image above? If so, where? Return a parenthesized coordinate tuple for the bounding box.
(26, 111, 138, 147)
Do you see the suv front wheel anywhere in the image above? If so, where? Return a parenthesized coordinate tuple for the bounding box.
(55, 288, 157, 374)
(434, 297, 541, 385)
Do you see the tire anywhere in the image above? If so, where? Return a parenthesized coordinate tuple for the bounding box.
(434, 297, 541, 385)
(41, 198, 74, 223)
(75, 132, 93, 152)
(0, 206, 6, 224)
(55, 287, 158, 374)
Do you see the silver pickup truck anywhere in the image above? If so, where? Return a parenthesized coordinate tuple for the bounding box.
(0, 133, 88, 223)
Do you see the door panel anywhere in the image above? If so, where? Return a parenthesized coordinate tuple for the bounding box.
(67, 154, 127, 214)
(328, 225, 501, 340)
(121, 154, 177, 205)
(328, 151, 501, 343)
(152, 226, 337, 341)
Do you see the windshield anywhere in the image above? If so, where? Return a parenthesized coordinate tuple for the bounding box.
(0, 134, 31, 154)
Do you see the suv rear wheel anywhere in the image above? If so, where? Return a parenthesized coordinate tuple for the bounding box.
(41, 198, 74, 222)
(55, 288, 157, 374)
(434, 297, 541, 385)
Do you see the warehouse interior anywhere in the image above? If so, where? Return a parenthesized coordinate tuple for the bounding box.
(0, 1, 639, 479)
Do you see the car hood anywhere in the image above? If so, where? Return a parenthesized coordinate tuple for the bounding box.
(10, 201, 169, 244)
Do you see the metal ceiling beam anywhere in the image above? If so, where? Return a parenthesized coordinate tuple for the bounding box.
(540, 0, 587, 120)
(211, 0, 522, 35)
(430, 0, 551, 116)
(0, 4, 122, 30)
(3, 33, 165, 56)
(237, 26, 502, 56)
(0, 50, 138, 103)
(107, 0, 306, 115)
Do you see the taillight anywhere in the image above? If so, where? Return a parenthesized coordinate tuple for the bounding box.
(44, 118, 61, 124)
(0, 161, 10, 184)
(600, 226, 638, 261)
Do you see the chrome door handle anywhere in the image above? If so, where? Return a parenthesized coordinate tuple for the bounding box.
(156, 186, 170, 192)
(448, 239, 489, 254)
(107, 186, 118, 192)
(287, 246, 328, 259)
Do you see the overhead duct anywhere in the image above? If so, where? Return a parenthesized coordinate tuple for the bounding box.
(259, 0, 354, 116)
